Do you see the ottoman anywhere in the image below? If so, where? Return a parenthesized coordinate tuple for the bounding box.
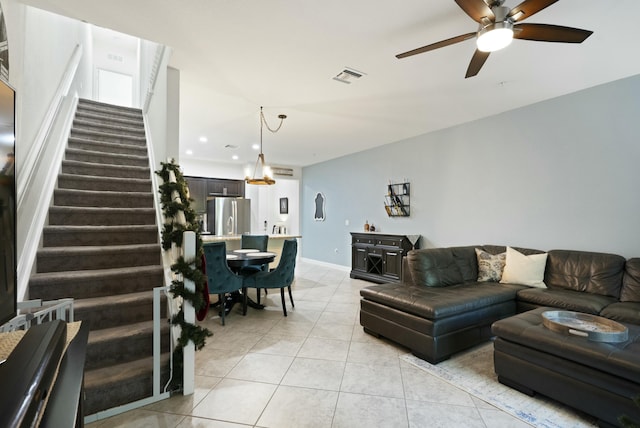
(492, 307, 640, 428)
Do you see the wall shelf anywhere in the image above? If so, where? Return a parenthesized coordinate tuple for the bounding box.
(385, 182, 410, 217)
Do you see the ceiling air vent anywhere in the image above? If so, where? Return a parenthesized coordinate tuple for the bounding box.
(333, 67, 365, 84)
(272, 167, 293, 177)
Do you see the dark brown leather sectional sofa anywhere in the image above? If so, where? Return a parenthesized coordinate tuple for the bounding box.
(359, 245, 640, 363)
(360, 244, 640, 427)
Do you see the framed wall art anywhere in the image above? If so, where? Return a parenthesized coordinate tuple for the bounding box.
(279, 197, 288, 214)
(314, 192, 325, 221)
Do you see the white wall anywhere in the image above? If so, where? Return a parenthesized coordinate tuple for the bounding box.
(5, 0, 93, 300)
(8, 2, 92, 156)
(142, 41, 171, 168)
(302, 74, 640, 265)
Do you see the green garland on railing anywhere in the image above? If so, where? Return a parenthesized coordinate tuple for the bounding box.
(155, 160, 211, 389)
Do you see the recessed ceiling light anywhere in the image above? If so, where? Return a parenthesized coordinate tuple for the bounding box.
(199, 136, 208, 143)
(232, 155, 239, 160)
(252, 144, 260, 150)
(186, 149, 193, 155)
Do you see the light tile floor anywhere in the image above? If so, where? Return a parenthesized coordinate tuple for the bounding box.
(88, 260, 533, 428)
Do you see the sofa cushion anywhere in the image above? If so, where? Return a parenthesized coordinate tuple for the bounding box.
(621, 258, 640, 302)
(500, 247, 547, 288)
(360, 282, 524, 320)
(600, 302, 640, 324)
(545, 250, 625, 298)
(517, 287, 618, 315)
(407, 246, 477, 287)
(475, 248, 506, 282)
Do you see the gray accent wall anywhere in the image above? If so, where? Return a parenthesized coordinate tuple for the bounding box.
(302, 74, 640, 265)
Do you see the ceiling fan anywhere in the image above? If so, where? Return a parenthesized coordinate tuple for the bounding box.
(396, 0, 593, 78)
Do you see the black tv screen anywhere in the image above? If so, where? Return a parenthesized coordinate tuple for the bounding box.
(0, 78, 15, 327)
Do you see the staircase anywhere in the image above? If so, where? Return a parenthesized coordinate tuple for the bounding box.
(28, 99, 170, 416)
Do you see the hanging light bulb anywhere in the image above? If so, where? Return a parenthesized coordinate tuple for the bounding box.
(246, 106, 287, 185)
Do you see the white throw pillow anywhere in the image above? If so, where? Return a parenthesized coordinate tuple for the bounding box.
(499, 247, 548, 288)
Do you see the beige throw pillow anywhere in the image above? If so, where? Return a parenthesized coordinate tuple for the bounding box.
(475, 248, 506, 282)
(499, 246, 548, 288)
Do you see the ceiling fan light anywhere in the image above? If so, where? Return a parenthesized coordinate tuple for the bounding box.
(477, 23, 514, 52)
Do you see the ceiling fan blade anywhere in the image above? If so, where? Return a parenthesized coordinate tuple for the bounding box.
(507, 0, 559, 23)
(465, 49, 490, 78)
(514, 23, 593, 43)
(396, 32, 476, 59)
(454, 0, 495, 23)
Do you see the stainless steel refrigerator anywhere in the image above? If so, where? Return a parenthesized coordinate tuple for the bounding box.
(207, 197, 251, 236)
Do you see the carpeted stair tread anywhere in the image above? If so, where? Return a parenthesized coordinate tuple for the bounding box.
(75, 110, 144, 128)
(57, 173, 152, 192)
(37, 243, 161, 272)
(73, 118, 146, 136)
(29, 265, 163, 300)
(61, 159, 151, 179)
(86, 320, 170, 370)
(48, 206, 156, 226)
(68, 136, 148, 156)
(42, 224, 158, 246)
(54, 188, 153, 208)
(78, 99, 143, 115)
(73, 291, 167, 330)
(70, 128, 147, 146)
(65, 147, 149, 167)
(83, 355, 170, 415)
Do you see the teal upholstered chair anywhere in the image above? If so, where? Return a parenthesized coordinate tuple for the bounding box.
(203, 241, 245, 325)
(240, 234, 270, 301)
(244, 239, 297, 316)
(240, 234, 269, 273)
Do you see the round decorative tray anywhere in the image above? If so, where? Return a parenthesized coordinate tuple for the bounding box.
(542, 310, 629, 343)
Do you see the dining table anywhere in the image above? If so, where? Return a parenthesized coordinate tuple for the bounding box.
(223, 249, 276, 311)
(226, 249, 276, 271)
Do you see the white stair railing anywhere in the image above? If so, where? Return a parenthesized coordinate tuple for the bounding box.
(0, 299, 75, 333)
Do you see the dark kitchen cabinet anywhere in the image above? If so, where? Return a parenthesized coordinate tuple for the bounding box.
(185, 176, 245, 213)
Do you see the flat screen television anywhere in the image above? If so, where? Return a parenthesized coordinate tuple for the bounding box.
(0, 77, 15, 327)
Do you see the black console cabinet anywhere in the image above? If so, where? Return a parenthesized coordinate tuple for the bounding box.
(350, 233, 419, 283)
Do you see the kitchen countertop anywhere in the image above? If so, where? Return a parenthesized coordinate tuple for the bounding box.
(200, 234, 301, 241)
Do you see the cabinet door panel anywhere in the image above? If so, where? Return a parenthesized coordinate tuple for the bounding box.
(185, 177, 206, 213)
(352, 247, 367, 272)
(382, 250, 403, 280)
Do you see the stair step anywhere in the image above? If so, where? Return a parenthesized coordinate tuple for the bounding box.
(57, 173, 152, 193)
(43, 224, 158, 247)
(70, 128, 147, 146)
(37, 243, 161, 273)
(73, 290, 166, 329)
(73, 118, 146, 136)
(61, 160, 151, 180)
(48, 206, 156, 226)
(85, 320, 171, 371)
(54, 188, 153, 208)
(65, 147, 149, 168)
(29, 265, 164, 300)
(75, 110, 144, 128)
(68, 136, 148, 157)
(78, 99, 143, 118)
(84, 354, 171, 416)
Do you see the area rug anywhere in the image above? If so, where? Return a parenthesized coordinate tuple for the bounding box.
(400, 342, 598, 428)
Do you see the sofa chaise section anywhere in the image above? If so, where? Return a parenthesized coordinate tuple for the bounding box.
(359, 246, 526, 363)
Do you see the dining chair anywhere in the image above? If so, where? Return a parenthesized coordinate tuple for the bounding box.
(240, 234, 270, 301)
(203, 241, 245, 325)
(243, 239, 297, 316)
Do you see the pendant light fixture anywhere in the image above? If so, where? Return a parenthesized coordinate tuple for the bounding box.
(245, 106, 287, 185)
